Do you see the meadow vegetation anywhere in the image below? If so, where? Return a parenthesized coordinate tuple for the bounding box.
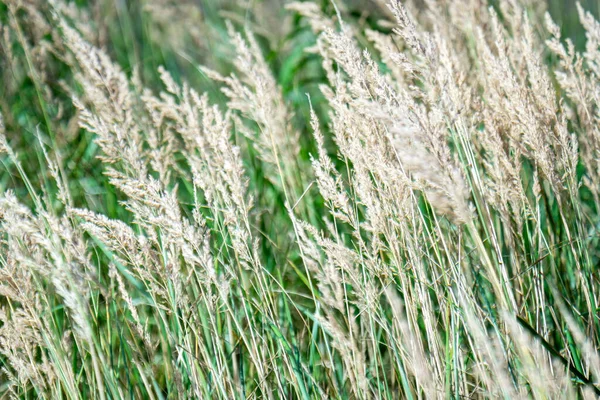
(1, 0, 600, 398)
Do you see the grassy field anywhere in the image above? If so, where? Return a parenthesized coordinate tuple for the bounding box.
(2, 0, 600, 398)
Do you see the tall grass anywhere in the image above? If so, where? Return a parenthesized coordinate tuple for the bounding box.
(1, 0, 600, 398)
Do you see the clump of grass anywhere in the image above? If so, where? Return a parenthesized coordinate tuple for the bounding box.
(2, 0, 600, 398)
